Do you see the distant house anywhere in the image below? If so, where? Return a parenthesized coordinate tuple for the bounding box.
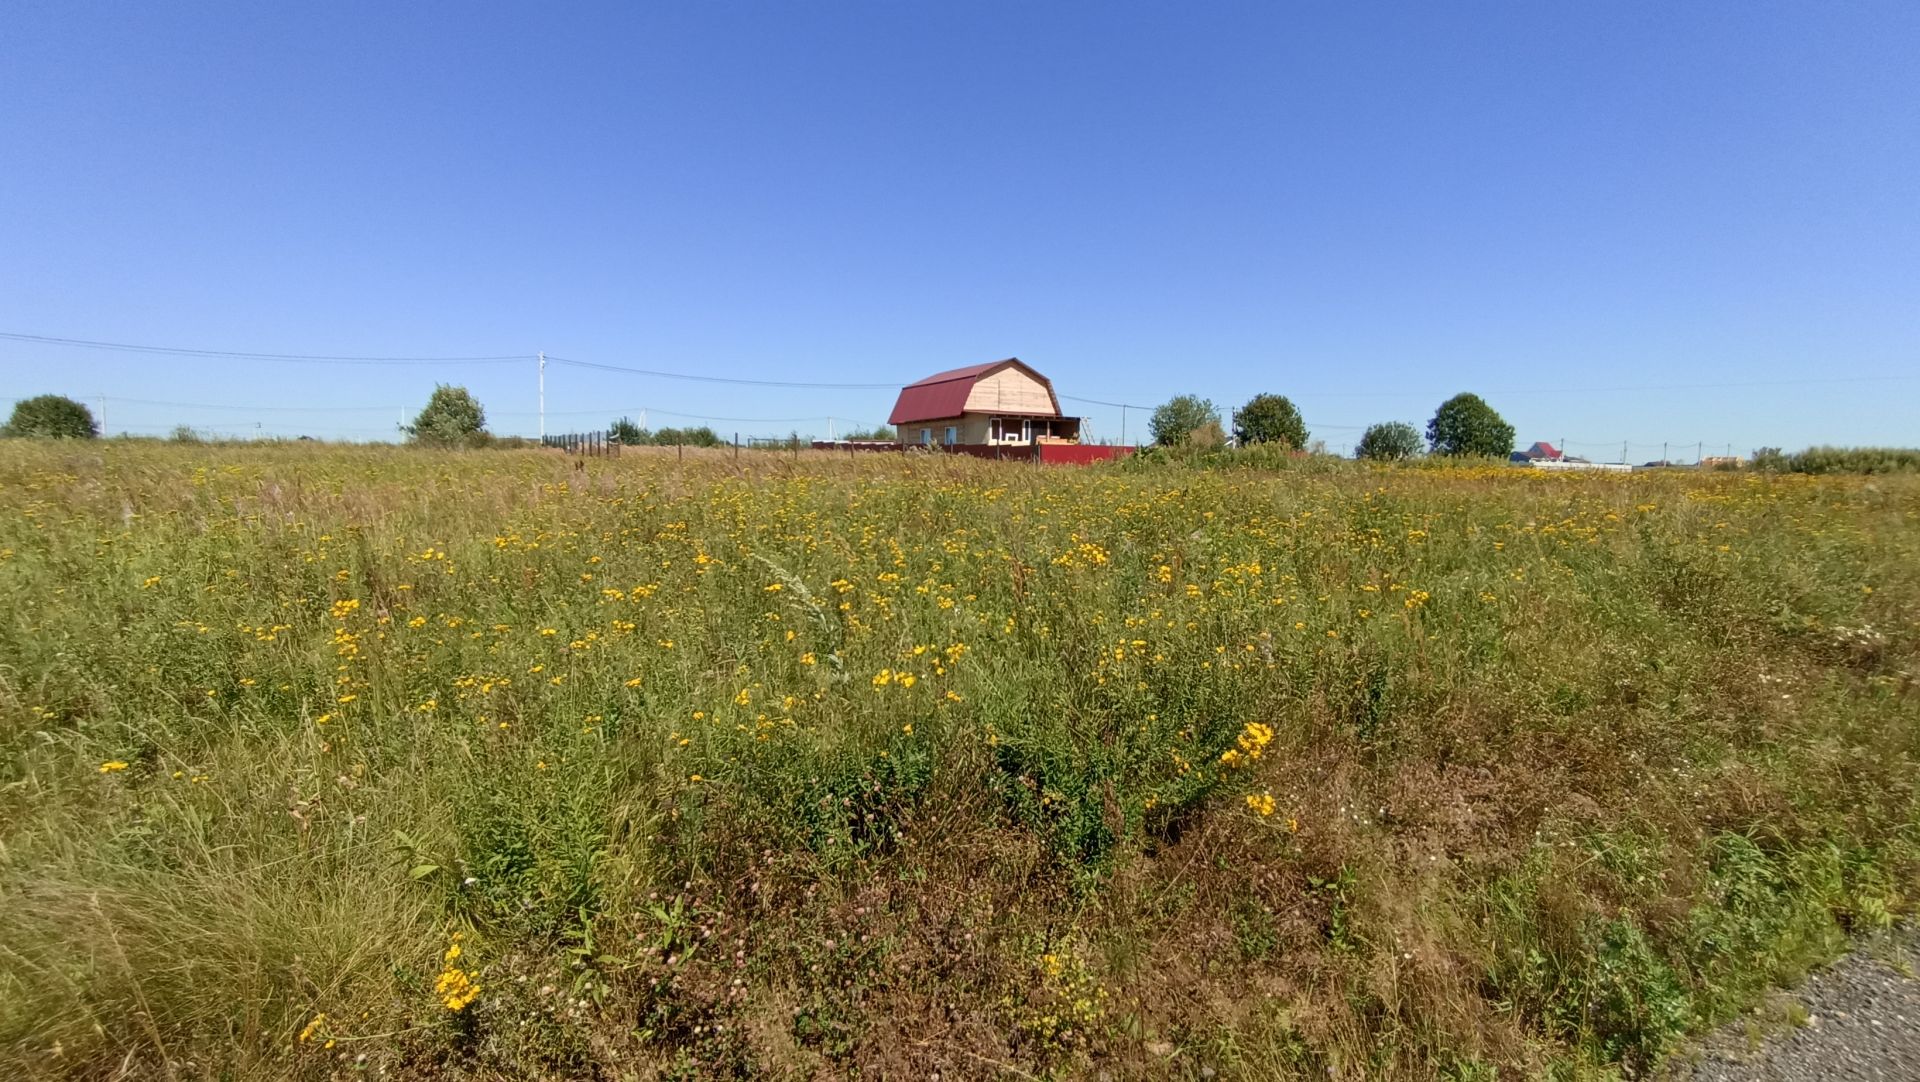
(887, 359, 1083, 448)
(1510, 441, 1564, 464)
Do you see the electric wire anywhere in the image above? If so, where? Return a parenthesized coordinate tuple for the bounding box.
(0, 332, 525, 365)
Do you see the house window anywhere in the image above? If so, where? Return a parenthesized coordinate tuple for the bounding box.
(944, 426, 957, 446)
(920, 428, 931, 445)
(1021, 418, 1032, 442)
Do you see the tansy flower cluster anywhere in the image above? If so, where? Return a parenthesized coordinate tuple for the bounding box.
(1219, 721, 1274, 769)
(435, 933, 480, 1011)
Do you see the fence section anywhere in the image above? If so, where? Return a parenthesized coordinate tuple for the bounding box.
(542, 432, 620, 457)
(809, 441, 1135, 465)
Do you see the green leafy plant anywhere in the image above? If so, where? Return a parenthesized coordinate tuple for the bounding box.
(1232, 394, 1308, 450)
(1426, 393, 1515, 457)
(2, 395, 98, 439)
(1149, 394, 1221, 447)
(405, 385, 488, 447)
(1355, 421, 1421, 461)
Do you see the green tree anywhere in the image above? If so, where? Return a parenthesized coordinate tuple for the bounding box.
(653, 425, 722, 448)
(1355, 421, 1421, 461)
(406, 385, 488, 447)
(608, 417, 646, 445)
(1426, 393, 1515, 458)
(1232, 393, 1308, 449)
(1149, 395, 1221, 447)
(2, 395, 98, 439)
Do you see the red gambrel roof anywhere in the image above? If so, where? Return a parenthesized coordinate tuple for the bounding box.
(887, 358, 1061, 425)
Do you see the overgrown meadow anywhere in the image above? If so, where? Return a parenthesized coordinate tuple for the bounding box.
(1, 444, 1915, 1080)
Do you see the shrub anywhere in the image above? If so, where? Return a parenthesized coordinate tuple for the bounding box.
(1233, 394, 1308, 450)
(1149, 395, 1220, 447)
(651, 426, 723, 448)
(1426, 393, 1514, 457)
(1188, 419, 1227, 450)
(608, 417, 646, 445)
(406, 385, 487, 448)
(1355, 421, 1421, 461)
(2, 395, 98, 439)
(1752, 446, 1920, 475)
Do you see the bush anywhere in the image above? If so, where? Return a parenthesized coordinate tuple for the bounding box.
(651, 426, 723, 448)
(2, 395, 98, 439)
(1355, 421, 1421, 461)
(405, 386, 488, 448)
(608, 417, 646, 445)
(1149, 395, 1221, 447)
(1427, 393, 1515, 458)
(1233, 394, 1308, 450)
(1752, 446, 1920, 475)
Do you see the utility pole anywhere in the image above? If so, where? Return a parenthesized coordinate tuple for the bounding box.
(98, 396, 107, 438)
(537, 352, 546, 440)
(1621, 441, 1628, 465)
(1696, 441, 1703, 465)
(1120, 405, 1127, 446)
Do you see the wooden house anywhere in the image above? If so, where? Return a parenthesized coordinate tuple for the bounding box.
(886, 359, 1082, 447)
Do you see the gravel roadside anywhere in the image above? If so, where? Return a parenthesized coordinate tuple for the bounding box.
(1667, 929, 1920, 1081)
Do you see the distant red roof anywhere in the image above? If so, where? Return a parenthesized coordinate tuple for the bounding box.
(887, 358, 1061, 425)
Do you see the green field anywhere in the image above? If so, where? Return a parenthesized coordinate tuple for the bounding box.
(2, 444, 1915, 1079)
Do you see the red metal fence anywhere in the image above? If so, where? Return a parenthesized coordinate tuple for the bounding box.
(810, 441, 1134, 465)
(1035, 444, 1133, 465)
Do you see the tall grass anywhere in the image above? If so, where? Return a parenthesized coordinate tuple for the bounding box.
(1, 444, 1915, 1079)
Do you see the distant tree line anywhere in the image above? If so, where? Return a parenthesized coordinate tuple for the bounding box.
(1751, 446, 1920, 475)
(1145, 390, 1517, 460)
(13, 386, 1916, 476)
(607, 417, 724, 447)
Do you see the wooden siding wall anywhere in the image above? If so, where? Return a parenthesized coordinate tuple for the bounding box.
(896, 416, 995, 445)
(965, 367, 1056, 416)
(899, 415, 1044, 445)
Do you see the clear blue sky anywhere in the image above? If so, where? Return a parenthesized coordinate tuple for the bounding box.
(3, 1, 1916, 456)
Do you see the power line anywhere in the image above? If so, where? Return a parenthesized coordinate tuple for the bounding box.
(1286, 373, 1919, 400)
(1060, 393, 1147, 409)
(114, 421, 401, 436)
(3, 390, 888, 432)
(0, 331, 525, 365)
(87, 395, 406, 413)
(546, 355, 897, 390)
(503, 405, 884, 425)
